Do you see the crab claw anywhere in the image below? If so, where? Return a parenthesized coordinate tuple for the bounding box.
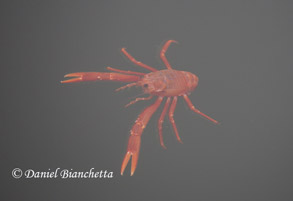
(61, 72, 102, 83)
(61, 72, 141, 84)
(121, 135, 141, 176)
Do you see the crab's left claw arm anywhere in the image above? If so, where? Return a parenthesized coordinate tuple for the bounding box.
(121, 97, 163, 176)
(61, 72, 140, 83)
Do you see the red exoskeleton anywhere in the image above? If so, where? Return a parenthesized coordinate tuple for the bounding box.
(61, 40, 219, 176)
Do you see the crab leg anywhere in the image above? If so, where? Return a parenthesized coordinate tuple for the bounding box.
(121, 97, 163, 176)
(157, 97, 171, 149)
(121, 48, 158, 72)
(61, 72, 140, 83)
(160, 40, 178, 69)
(115, 83, 137, 92)
(125, 95, 154, 108)
(183, 94, 219, 124)
(169, 96, 183, 143)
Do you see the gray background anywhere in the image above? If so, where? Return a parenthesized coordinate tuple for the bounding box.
(1, 0, 293, 200)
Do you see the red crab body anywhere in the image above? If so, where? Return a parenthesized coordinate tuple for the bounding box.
(61, 40, 218, 176)
(138, 69, 198, 97)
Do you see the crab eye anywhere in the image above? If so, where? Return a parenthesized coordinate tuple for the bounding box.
(143, 84, 148, 88)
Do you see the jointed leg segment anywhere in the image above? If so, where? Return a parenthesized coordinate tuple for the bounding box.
(169, 96, 182, 143)
(157, 97, 171, 149)
(160, 40, 178, 69)
(183, 94, 219, 124)
(115, 83, 137, 92)
(121, 48, 158, 72)
(125, 95, 154, 108)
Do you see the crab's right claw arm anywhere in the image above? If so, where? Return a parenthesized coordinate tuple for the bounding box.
(61, 72, 103, 83)
(61, 72, 141, 83)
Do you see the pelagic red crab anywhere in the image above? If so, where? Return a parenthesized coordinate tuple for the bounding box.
(61, 40, 218, 176)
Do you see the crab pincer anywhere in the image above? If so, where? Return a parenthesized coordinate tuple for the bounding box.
(61, 72, 102, 83)
(121, 135, 141, 176)
(61, 72, 140, 83)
